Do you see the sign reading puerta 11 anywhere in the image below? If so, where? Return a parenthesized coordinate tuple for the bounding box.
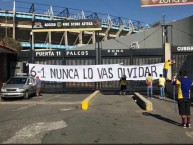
(32, 19, 102, 32)
(141, 0, 193, 7)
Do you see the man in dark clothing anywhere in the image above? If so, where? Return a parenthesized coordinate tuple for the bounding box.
(119, 75, 127, 96)
(172, 70, 193, 128)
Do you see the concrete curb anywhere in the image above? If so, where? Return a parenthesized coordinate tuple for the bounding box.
(81, 90, 100, 110)
(133, 92, 153, 111)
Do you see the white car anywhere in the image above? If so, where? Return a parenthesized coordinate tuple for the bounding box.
(1, 75, 36, 100)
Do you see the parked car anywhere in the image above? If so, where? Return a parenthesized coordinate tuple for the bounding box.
(0, 74, 36, 100)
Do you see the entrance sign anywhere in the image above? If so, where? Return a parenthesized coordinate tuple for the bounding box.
(29, 63, 164, 82)
(34, 50, 63, 57)
(141, 0, 193, 7)
(172, 45, 193, 52)
(32, 19, 102, 32)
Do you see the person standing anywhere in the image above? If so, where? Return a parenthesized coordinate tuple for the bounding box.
(119, 75, 127, 96)
(172, 70, 193, 128)
(146, 73, 153, 99)
(158, 74, 166, 99)
(163, 59, 175, 79)
(35, 76, 42, 97)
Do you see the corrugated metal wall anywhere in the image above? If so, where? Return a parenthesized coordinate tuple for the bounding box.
(18, 48, 164, 93)
(18, 46, 193, 94)
(100, 55, 163, 94)
(172, 53, 193, 79)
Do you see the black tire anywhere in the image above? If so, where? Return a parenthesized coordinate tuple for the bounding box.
(1, 97, 6, 100)
(24, 91, 29, 99)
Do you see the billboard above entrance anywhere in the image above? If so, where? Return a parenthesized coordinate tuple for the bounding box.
(32, 19, 102, 32)
(141, 0, 193, 7)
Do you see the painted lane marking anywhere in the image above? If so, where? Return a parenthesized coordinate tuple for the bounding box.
(1, 94, 81, 106)
(59, 107, 78, 111)
(40, 94, 62, 101)
(3, 120, 67, 144)
(10, 101, 81, 111)
(0, 101, 81, 105)
(12, 104, 37, 111)
(2, 94, 81, 112)
(186, 131, 193, 139)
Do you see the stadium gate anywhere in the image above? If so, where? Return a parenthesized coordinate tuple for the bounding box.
(171, 45, 193, 79)
(19, 48, 163, 94)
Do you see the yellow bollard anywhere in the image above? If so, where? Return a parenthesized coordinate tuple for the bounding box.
(82, 100, 88, 110)
(81, 90, 100, 110)
(146, 103, 153, 112)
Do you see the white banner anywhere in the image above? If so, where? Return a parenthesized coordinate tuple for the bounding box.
(28, 63, 164, 82)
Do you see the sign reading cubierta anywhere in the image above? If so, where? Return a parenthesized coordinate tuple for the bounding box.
(172, 45, 193, 52)
(141, 0, 193, 7)
(28, 63, 164, 82)
(32, 19, 102, 32)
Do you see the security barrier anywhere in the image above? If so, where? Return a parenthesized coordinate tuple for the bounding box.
(81, 90, 100, 110)
(133, 92, 153, 111)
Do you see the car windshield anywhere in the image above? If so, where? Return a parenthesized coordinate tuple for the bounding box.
(7, 78, 27, 84)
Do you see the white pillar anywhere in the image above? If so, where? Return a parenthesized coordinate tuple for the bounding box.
(165, 43, 172, 79)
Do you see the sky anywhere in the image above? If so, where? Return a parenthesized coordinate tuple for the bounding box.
(1, 0, 193, 26)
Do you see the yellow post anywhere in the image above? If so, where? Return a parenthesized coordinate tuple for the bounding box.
(82, 100, 88, 110)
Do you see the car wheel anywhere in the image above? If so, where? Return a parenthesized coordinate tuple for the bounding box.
(24, 91, 29, 99)
(1, 97, 6, 100)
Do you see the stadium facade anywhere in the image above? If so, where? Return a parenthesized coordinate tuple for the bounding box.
(0, 1, 193, 93)
(0, 1, 146, 50)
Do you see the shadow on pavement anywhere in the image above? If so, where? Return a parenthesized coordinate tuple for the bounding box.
(142, 112, 181, 126)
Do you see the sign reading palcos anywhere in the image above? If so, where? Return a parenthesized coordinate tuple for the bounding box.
(29, 63, 164, 82)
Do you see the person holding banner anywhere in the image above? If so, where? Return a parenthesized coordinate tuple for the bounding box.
(119, 75, 127, 96)
(163, 59, 175, 79)
(35, 76, 42, 98)
(146, 73, 153, 99)
(158, 74, 166, 99)
(172, 70, 193, 128)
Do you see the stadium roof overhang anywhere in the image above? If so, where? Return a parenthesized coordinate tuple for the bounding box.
(0, 44, 15, 54)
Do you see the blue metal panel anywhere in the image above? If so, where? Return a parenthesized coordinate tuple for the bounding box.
(16, 14, 32, 19)
(0, 12, 13, 17)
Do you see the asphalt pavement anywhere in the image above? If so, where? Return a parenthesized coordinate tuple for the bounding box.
(0, 93, 193, 144)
